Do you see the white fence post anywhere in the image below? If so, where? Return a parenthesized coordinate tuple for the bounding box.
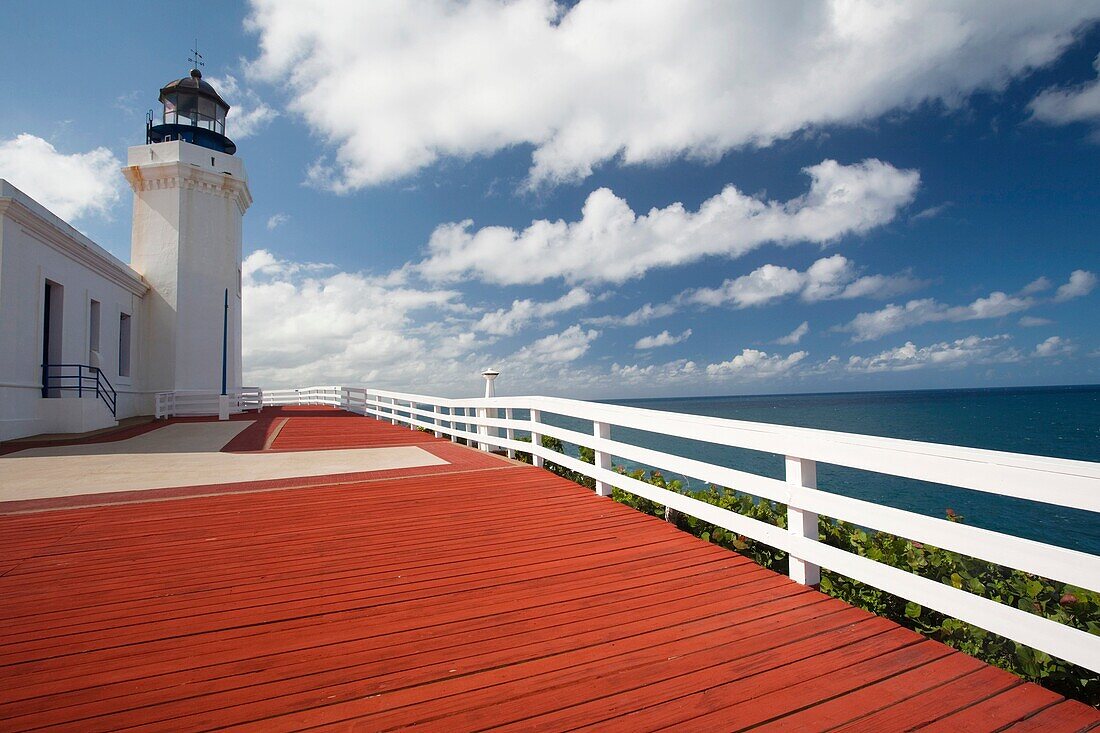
(530, 408, 544, 468)
(786, 456, 820, 586)
(477, 405, 490, 451)
(593, 421, 612, 496)
(505, 408, 516, 459)
(390, 397, 397, 425)
(433, 404, 443, 438)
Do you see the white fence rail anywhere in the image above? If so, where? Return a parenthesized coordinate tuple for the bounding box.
(267, 384, 1100, 673)
(155, 388, 264, 419)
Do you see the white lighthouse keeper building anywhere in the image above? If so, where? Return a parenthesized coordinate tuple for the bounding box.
(0, 67, 251, 441)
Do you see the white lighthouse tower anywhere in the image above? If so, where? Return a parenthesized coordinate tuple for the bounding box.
(122, 67, 252, 398)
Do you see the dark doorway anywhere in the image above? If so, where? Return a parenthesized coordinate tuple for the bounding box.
(42, 280, 64, 397)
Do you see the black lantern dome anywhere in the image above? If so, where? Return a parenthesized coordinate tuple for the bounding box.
(146, 69, 236, 155)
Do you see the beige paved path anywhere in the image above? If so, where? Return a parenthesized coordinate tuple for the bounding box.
(0, 422, 448, 501)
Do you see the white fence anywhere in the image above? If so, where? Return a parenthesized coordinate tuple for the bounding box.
(261, 386, 342, 407)
(266, 384, 1100, 673)
(155, 388, 264, 419)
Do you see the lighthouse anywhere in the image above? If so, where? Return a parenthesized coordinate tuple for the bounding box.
(122, 68, 252, 396)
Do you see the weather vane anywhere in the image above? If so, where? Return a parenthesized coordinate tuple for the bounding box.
(188, 40, 204, 70)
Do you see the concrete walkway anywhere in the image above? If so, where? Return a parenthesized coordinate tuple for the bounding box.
(0, 421, 447, 502)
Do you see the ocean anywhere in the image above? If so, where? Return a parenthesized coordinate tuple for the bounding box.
(536, 385, 1100, 555)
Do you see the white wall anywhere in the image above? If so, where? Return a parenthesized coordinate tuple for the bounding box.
(0, 180, 150, 441)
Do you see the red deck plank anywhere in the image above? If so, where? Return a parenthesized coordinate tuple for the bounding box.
(1001, 701, 1100, 732)
(0, 408, 1095, 732)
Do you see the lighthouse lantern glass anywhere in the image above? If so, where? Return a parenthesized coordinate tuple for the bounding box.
(162, 94, 177, 124)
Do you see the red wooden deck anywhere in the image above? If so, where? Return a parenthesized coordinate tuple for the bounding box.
(1, 407, 1097, 731)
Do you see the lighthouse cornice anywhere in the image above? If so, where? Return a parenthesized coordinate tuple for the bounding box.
(122, 160, 252, 215)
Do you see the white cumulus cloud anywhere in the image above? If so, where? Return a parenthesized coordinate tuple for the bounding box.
(511, 325, 599, 364)
(0, 134, 122, 221)
(246, 0, 1097, 190)
(1021, 277, 1053, 295)
(777, 322, 811, 345)
(685, 254, 923, 309)
(206, 74, 278, 140)
(474, 287, 592, 336)
(1029, 53, 1100, 128)
(266, 212, 290, 230)
(1054, 269, 1097, 301)
(586, 302, 678, 328)
(844, 269, 1097, 341)
(590, 255, 921, 328)
(611, 359, 699, 386)
(705, 349, 808, 378)
(843, 291, 1036, 342)
(847, 335, 1017, 372)
(242, 249, 469, 388)
(1034, 335, 1075, 357)
(635, 329, 692, 350)
(418, 160, 919, 285)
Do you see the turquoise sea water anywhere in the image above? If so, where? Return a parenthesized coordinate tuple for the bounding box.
(536, 385, 1100, 555)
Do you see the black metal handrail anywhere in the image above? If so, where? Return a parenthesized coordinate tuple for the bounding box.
(40, 363, 117, 417)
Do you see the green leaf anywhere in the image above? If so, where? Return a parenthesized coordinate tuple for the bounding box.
(905, 602, 922, 619)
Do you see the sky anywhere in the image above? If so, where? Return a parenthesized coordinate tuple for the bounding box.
(1, 0, 1099, 399)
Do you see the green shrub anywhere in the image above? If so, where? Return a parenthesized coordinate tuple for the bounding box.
(514, 435, 595, 489)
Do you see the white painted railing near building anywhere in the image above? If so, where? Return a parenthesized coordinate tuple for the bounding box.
(261, 386, 342, 407)
(155, 388, 264, 419)
(239, 387, 263, 412)
(269, 384, 1100, 673)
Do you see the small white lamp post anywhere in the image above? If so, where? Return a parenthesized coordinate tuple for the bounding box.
(479, 369, 499, 451)
(482, 369, 499, 398)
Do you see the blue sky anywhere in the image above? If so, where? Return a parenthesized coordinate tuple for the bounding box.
(1, 1, 1099, 398)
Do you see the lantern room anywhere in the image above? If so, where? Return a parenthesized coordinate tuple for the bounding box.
(146, 69, 236, 155)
